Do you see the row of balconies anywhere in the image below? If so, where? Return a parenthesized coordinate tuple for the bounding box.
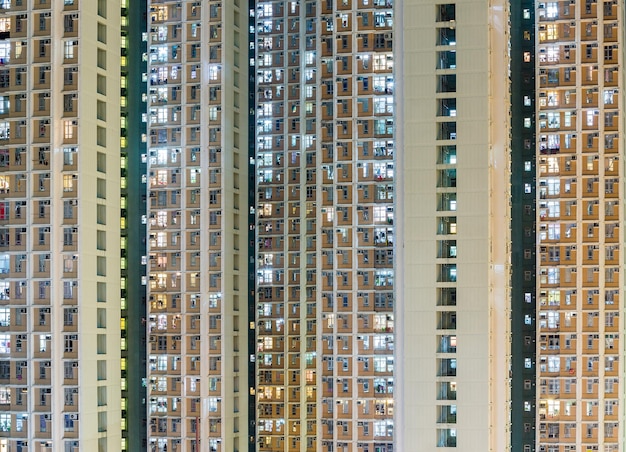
(317, 420, 393, 441)
(256, 171, 394, 193)
(0, 279, 76, 303)
(537, 307, 619, 329)
(539, 89, 620, 111)
(537, 0, 574, 21)
(317, 338, 395, 358)
(538, 221, 619, 244)
(540, 155, 574, 178)
(149, 334, 223, 356)
(255, 100, 391, 126)
(148, 125, 216, 147)
(320, 141, 393, 162)
(320, 0, 393, 14)
(10, 17, 78, 41)
(0, 308, 77, 332)
(563, 1, 620, 20)
(539, 246, 620, 265)
(0, 120, 77, 147)
(538, 110, 619, 133)
(253, 268, 394, 291)
(0, 0, 77, 11)
(540, 298, 619, 313)
(146, 149, 205, 169)
(538, 335, 620, 354)
(148, 66, 205, 88)
(0, 93, 78, 120)
(537, 20, 621, 45)
(323, 376, 394, 399)
(538, 383, 579, 401)
(149, 21, 212, 44)
(539, 64, 619, 88)
(0, 66, 55, 92)
(539, 266, 620, 288)
(537, 200, 613, 222)
(253, 249, 393, 270)
(540, 382, 621, 402)
(255, 74, 390, 102)
(147, 168, 201, 189)
(258, 289, 392, 312)
(538, 424, 616, 444)
(149, 292, 210, 314)
(0, 147, 70, 172)
(0, 360, 78, 385)
(537, 358, 619, 378)
(330, 9, 394, 33)
(149, 2, 208, 24)
(149, 414, 219, 437)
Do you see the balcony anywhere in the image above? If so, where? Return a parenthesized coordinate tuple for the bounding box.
(437, 428, 457, 447)
(438, 335, 457, 353)
(438, 265, 457, 283)
(437, 405, 457, 424)
(438, 358, 457, 377)
(437, 382, 457, 401)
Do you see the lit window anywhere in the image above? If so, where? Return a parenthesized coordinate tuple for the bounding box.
(63, 174, 75, 192)
(63, 121, 74, 139)
(64, 41, 75, 59)
(209, 65, 219, 80)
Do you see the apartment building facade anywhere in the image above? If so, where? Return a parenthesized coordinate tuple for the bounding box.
(397, 0, 512, 450)
(144, 2, 626, 451)
(145, 1, 249, 451)
(533, 1, 623, 451)
(253, 0, 395, 451)
(1, 1, 625, 452)
(0, 0, 122, 451)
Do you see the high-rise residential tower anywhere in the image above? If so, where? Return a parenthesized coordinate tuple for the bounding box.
(253, 1, 395, 451)
(1, 1, 626, 452)
(0, 0, 122, 450)
(397, 0, 512, 450)
(142, 2, 626, 452)
(532, 1, 622, 451)
(145, 1, 249, 451)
